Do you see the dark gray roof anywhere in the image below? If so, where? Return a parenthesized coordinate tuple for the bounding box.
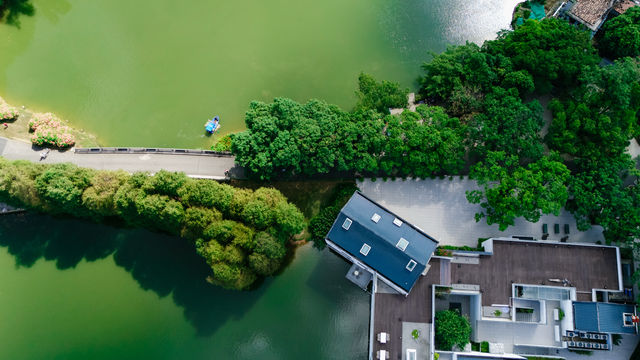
(326, 191, 438, 293)
(574, 302, 637, 334)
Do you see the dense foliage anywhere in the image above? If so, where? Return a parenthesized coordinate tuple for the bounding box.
(232, 17, 640, 245)
(308, 183, 359, 248)
(567, 154, 640, 244)
(0, 0, 33, 26)
(355, 73, 408, 114)
(546, 58, 640, 160)
(29, 113, 76, 148)
(434, 309, 471, 351)
(0, 159, 305, 289)
(232, 98, 466, 180)
(483, 18, 598, 93)
(599, 7, 640, 59)
(466, 152, 570, 230)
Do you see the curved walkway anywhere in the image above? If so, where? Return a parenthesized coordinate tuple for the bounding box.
(0, 137, 241, 180)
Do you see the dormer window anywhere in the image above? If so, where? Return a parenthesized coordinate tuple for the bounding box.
(360, 243, 371, 256)
(371, 213, 381, 223)
(342, 218, 352, 230)
(396, 238, 409, 251)
(406, 260, 417, 271)
(393, 218, 403, 227)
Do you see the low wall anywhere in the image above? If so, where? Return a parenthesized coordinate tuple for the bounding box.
(74, 147, 232, 157)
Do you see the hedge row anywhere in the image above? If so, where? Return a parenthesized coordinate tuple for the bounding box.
(0, 158, 305, 289)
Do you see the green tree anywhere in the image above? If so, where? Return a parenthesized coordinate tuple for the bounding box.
(434, 310, 471, 351)
(483, 18, 598, 92)
(355, 73, 408, 114)
(34, 163, 94, 216)
(419, 42, 497, 115)
(568, 154, 640, 244)
(0, 0, 34, 26)
(81, 170, 128, 218)
(467, 152, 570, 230)
(546, 58, 640, 159)
(599, 7, 640, 59)
(469, 88, 544, 160)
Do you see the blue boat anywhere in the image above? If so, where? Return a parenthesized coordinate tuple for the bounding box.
(205, 116, 220, 134)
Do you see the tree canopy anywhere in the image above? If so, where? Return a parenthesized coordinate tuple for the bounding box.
(546, 58, 640, 160)
(0, 0, 34, 26)
(599, 7, 640, 59)
(567, 153, 640, 244)
(483, 18, 598, 92)
(232, 97, 467, 179)
(355, 73, 408, 114)
(0, 159, 305, 290)
(466, 152, 570, 230)
(434, 309, 472, 351)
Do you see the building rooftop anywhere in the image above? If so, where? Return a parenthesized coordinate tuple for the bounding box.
(612, 0, 637, 15)
(569, 0, 615, 31)
(451, 239, 621, 306)
(326, 191, 438, 293)
(574, 302, 637, 334)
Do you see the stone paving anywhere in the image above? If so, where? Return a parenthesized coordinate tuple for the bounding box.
(358, 178, 605, 247)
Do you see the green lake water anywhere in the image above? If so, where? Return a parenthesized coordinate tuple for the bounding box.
(0, 213, 369, 360)
(0, 1, 519, 359)
(0, 0, 519, 148)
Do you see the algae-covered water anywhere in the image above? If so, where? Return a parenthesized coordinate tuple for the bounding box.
(0, 1, 518, 358)
(0, 0, 519, 148)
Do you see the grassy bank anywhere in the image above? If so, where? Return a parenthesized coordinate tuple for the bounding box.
(0, 96, 99, 147)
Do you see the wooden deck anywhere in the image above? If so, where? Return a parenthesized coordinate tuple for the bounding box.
(372, 258, 441, 360)
(369, 240, 620, 359)
(451, 240, 620, 306)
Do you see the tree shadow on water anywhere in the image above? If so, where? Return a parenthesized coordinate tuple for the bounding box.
(0, 213, 265, 337)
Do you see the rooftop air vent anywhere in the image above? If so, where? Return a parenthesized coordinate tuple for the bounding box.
(360, 243, 371, 256)
(406, 260, 417, 271)
(371, 213, 381, 223)
(393, 218, 403, 227)
(396, 238, 409, 251)
(342, 218, 352, 230)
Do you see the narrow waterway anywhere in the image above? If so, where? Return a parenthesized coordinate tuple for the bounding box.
(0, 213, 369, 360)
(0, 0, 519, 148)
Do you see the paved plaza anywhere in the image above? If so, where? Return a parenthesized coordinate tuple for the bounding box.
(359, 178, 605, 247)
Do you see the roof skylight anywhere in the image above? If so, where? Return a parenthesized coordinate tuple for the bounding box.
(342, 218, 352, 230)
(360, 243, 371, 256)
(396, 238, 409, 251)
(393, 218, 403, 227)
(371, 213, 381, 223)
(406, 260, 417, 271)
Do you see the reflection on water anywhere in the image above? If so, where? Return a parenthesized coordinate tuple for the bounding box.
(1, 0, 519, 148)
(0, 213, 369, 359)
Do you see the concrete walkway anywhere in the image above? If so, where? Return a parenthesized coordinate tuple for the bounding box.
(0, 137, 238, 179)
(358, 178, 605, 247)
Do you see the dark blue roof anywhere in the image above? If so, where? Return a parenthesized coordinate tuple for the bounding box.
(574, 302, 637, 334)
(326, 191, 438, 292)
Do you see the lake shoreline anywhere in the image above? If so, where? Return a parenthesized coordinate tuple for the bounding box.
(0, 96, 100, 148)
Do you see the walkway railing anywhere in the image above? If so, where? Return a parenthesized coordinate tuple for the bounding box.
(74, 147, 232, 157)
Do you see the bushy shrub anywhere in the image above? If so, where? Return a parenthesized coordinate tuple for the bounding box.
(28, 113, 76, 148)
(0, 103, 19, 120)
(434, 310, 472, 351)
(211, 133, 233, 152)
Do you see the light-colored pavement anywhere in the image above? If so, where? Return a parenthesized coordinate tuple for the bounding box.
(628, 138, 640, 159)
(358, 178, 605, 247)
(0, 137, 236, 179)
